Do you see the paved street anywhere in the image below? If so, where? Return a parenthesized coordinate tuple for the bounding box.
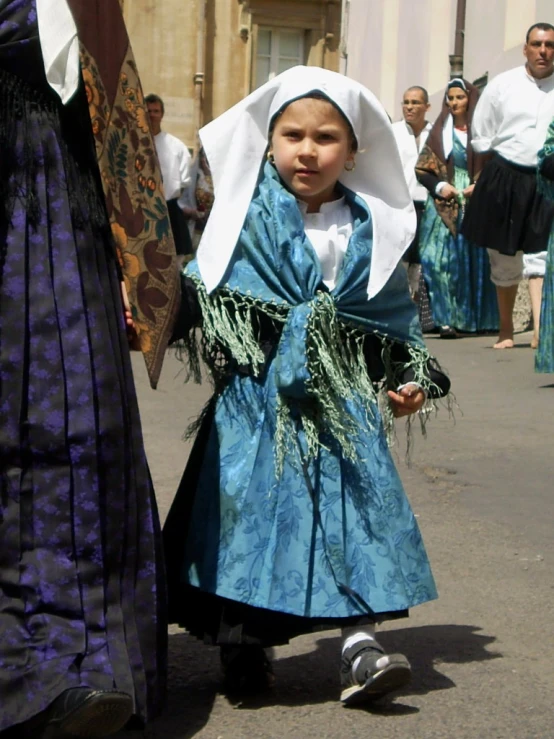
(126, 330, 554, 739)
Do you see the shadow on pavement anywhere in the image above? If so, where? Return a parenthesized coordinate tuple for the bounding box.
(116, 624, 500, 733)
(230, 623, 500, 713)
(378, 623, 501, 696)
(114, 632, 220, 739)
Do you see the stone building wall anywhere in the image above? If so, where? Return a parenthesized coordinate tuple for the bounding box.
(121, 0, 341, 149)
(343, 0, 553, 122)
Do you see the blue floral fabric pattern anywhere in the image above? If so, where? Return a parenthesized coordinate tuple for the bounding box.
(181, 163, 438, 620)
(420, 133, 499, 332)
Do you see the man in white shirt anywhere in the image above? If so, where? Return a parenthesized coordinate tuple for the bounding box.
(461, 23, 554, 348)
(146, 93, 193, 259)
(392, 87, 432, 295)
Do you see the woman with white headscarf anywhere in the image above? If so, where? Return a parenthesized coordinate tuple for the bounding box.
(164, 66, 450, 705)
(415, 78, 498, 338)
(0, 1, 175, 735)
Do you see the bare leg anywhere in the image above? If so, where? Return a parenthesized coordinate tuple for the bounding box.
(528, 276, 544, 349)
(494, 284, 519, 349)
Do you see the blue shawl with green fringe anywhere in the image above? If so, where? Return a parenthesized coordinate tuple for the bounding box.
(177, 163, 442, 619)
(186, 162, 438, 469)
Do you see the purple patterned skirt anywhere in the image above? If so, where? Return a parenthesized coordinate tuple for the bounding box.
(0, 1, 166, 730)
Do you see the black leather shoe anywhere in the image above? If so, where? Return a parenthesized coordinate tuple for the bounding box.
(439, 325, 458, 339)
(41, 688, 133, 738)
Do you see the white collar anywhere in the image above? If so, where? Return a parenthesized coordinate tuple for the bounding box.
(405, 120, 432, 137)
(196, 66, 415, 300)
(524, 65, 554, 87)
(36, 0, 80, 104)
(297, 196, 346, 215)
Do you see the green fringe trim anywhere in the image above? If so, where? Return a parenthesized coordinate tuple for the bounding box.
(180, 276, 449, 477)
(274, 292, 380, 475)
(194, 275, 288, 372)
(173, 271, 288, 388)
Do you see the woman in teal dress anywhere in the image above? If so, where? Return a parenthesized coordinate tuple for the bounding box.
(415, 79, 498, 338)
(536, 124, 554, 373)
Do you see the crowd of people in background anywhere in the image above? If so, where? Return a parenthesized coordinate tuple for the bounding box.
(151, 21, 554, 370)
(393, 21, 554, 373)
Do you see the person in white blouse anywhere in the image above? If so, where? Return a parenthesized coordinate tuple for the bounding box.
(461, 22, 554, 349)
(146, 93, 193, 259)
(392, 87, 432, 293)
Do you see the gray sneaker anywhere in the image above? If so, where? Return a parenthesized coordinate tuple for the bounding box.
(340, 640, 411, 705)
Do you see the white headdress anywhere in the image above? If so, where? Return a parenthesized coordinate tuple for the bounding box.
(36, 0, 80, 104)
(442, 77, 467, 159)
(197, 66, 415, 299)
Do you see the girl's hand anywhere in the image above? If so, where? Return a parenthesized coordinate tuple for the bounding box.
(439, 183, 459, 200)
(387, 384, 426, 418)
(463, 184, 475, 198)
(120, 282, 140, 349)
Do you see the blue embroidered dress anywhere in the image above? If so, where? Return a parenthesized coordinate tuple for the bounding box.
(419, 133, 498, 332)
(164, 164, 448, 646)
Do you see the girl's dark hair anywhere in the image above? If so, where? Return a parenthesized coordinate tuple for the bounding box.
(268, 92, 358, 152)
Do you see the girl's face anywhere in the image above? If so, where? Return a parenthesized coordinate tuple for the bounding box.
(269, 97, 355, 213)
(446, 88, 469, 116)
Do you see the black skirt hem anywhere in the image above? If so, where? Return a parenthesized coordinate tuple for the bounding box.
(461, 153, 554, 255)
(171, 584, 408, 648)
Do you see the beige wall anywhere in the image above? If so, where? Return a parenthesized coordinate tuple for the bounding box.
(343, 0, 554, 123)
(123, 0, 341, 150)
(463, 0, 546, 83)
(342, 0, 456, 120)
(123, 0, 200, 146)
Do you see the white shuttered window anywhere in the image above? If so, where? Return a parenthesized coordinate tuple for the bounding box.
(255, 27, 304, 89)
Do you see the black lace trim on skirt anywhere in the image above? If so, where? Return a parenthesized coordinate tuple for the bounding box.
(0, 62, 112, 238)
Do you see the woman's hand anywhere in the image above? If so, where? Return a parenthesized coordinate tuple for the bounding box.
(120, 282, 140, 349)
(181, 206, 204, 221)
(438, 183, 459, 201)
(463, 184, 475, 198)
(387, 384, 426, 418)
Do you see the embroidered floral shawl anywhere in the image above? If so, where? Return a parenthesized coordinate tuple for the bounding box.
(69, 0, 179, 388)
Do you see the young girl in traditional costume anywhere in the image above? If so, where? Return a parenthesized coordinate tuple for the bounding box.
(164, 66, 450, 705)
(415, 78, 498, 338)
